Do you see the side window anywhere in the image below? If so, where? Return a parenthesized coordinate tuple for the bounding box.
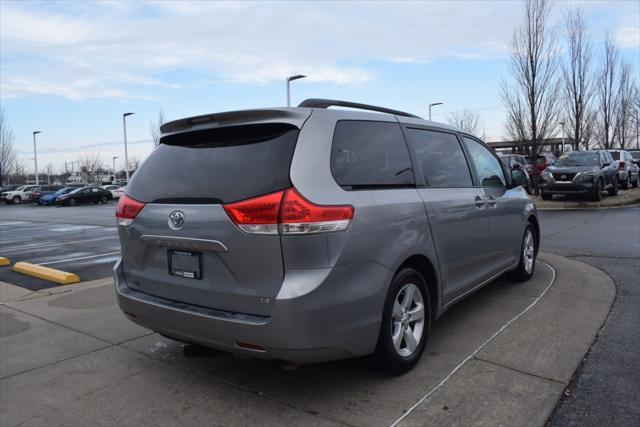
(331, 121, 415, 189)
(462, 137, 506, 188)
(404, 128, 473, 187)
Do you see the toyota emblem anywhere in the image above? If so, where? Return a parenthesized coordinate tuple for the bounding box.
(168, 211, 185, 230)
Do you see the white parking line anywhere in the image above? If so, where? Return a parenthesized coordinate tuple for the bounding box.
(38, 251, 121, 266)
(0, 221, 29, 226)
(1, 236, 118, 253)
(389, 261, 557, 427)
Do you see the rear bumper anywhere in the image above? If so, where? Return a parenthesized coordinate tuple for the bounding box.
(114, 258, 390, 364)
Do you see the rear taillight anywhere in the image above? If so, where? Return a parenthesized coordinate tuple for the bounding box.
(223, 188, 354, 235)
(223, 190, 283, 235)
(116, 195, 146, 226)
(619, 161, 625, 170)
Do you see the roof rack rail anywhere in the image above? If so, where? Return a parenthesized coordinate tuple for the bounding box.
(298, 98, 421, 119)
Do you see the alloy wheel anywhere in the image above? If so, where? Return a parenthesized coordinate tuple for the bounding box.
(523, 229, 535, 274)
(391, 283, 425, 357)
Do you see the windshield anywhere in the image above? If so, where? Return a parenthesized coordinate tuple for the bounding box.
(555, 152, 599, 166)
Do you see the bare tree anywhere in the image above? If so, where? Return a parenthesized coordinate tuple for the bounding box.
(150, 110, 165, 147)
(613, 61, 637, 149)
(79, 152, 104, 183)
(581, 109, 598, 150)
(596, 33, 619, 149)
(0, 108, 17, 184)
(562, 7, 594, 151)
(501, 0, 561, 193)
(447, 110, 482, 136)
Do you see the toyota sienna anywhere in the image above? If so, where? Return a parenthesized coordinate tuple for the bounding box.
(115, 99, 539, 374)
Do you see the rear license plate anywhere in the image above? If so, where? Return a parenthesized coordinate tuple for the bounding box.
(168, 250, 202, 280)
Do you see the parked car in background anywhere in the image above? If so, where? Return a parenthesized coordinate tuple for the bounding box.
(608, 150, 639, 189)
(31, 184, 65, 204)
(114, 99, 539, 374)
(1, 185, 38, 204)
(102, 185, 125, 199)
(40, 186, 77, 206)
(628, 150, 640, 164)
(0, 184, 21, 193)
(541, 150, 618, 201)
(526, 152, 557, 173)
(56, 186, 113, 206)
(498, 153, 533, 194)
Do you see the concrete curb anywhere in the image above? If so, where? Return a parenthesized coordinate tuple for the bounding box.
(536, 202, 640, 211)
(12, 262, 80, 285)
(396, 252, 615, 426)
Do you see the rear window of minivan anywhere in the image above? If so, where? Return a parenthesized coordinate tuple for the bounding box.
(126, 123, 299, 204)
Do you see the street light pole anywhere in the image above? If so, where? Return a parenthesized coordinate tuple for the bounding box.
(286, 75, 306, 107)
(428, 103, 443, 121)
(112, 156, 119, 181)
(122, 113, 134, 182)
(32, 131, 41, 185)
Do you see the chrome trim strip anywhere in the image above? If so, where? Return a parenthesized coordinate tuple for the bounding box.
(139, 235, 228, 252)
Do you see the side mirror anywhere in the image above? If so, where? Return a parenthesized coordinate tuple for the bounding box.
(510, 169, 528, 188)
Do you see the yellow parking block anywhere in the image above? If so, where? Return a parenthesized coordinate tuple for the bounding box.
(12, 262, 80, 285)
(0, 257, 10, 266)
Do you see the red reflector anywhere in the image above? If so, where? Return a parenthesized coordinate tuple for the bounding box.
(235, 342, 266, 352)
(619, 161, 625, 170)
(281, 188, 354, 223)
(223, 190, 284, 224)
(116, 195, 146, 225)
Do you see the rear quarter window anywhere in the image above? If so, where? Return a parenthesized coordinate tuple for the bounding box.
(330, 120, 415, 190)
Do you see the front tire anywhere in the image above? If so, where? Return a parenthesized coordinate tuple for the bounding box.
(510, 223, 537, 282)
(592, 179, 603, 201)
(12, 196, 21, 205)
(100, 196, 108, 204)
(68, 198, 77, 206)
(373, 268, 430, 375)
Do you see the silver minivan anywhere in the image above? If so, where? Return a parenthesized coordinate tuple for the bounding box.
(115, 99, 538, 373)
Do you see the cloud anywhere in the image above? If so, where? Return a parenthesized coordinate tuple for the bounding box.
(0, 1, 525, 100)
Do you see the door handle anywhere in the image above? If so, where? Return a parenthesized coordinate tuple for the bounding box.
(474, 196, 486, 209)
(486, 196, 497, 208)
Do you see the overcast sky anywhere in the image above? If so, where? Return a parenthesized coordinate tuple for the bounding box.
(1, 0, 638, 174)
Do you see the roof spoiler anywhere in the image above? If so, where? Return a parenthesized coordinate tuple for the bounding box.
(298, 98, 421, 119)
(160, 108, 310, 134)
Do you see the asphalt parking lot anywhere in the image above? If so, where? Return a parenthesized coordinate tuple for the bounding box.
(0, 203, 119, 289)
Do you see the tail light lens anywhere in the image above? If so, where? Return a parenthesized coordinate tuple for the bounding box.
(224, 188, 354, 235)
(116, 195, 146, 226)
(619, 161, 625, 170)
(223, 190, 283, 235)
(280, 188, 354, 234)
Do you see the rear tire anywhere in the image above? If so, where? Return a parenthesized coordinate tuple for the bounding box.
(509, 223, 537, 282)
(622, 175, 630, 190)
(100, 196, 108, 204)
(373, 268, 430, 375)
(69, 198, 77, 206)
(608, 178, 619, 196)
